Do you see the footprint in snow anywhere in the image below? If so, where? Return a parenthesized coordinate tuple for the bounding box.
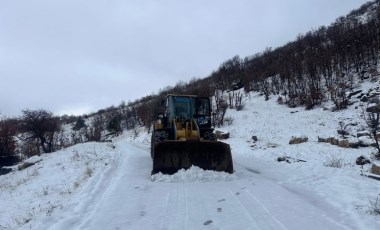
(217, 208, 222, 212)
(217, 199, 226, 202)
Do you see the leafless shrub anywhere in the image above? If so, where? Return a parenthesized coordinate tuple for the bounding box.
(363, 102, 380, 159)
(86, 115, 104, 142)
(228, 91, 244, 110)
(213, 91, 228, 127)
(37, 186, 49, 196)
(45, 202, 59, 216)
(0, 118, 17, 158)
(328, 81, 349, 111)
(277, 96, 284, 104)
(323, 155, 344, 168)
(59, 183, 72, 195)
(369, 195, 380, 215)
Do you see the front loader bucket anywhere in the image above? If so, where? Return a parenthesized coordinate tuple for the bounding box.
(152, 140, 233, 175)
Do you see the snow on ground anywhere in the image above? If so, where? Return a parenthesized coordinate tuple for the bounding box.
(1, 88, 380, 229)
(221, 91, 380, 229)
(0, 142, 117, 229)
(151, 166, 237, 182)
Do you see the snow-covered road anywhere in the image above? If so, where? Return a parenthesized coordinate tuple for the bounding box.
(3, 90, 380, 230)
(38, 141, 356, 230)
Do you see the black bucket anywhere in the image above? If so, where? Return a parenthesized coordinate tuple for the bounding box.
(152, 140, 233, 175)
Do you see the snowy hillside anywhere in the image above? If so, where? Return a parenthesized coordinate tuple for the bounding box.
(1, 85, 380, 229)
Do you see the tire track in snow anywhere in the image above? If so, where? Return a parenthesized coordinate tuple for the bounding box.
(159, 183, 190, 230)
(38, 148, 124, 229)
(79, 142, 154, 230)
(230, 163, 353, 230)
(159, 187, 173, 230)
(224, 180, 288, 230)
(76, 145, 137, 229)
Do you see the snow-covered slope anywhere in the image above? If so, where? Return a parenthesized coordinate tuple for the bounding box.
(1, 90, 380, 229)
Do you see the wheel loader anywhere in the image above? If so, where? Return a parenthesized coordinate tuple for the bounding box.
(151, 94, 233, 175)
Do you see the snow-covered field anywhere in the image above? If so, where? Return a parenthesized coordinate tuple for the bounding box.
(1, 89, 380, 229)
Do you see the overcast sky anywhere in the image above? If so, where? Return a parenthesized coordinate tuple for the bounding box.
(0, 0, 369, 117)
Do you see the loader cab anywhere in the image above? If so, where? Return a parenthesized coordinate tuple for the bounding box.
(167, 96, 194, 121)
(194, 98, 212, 128)
(165, 95, 212, 129)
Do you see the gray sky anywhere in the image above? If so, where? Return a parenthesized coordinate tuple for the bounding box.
(0, 0, 369, 117)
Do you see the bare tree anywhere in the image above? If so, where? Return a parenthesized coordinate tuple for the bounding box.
(364, 103, 380, 159)
(106, 112, 123, 135)
(20, 109, 61, 154)
(213, 91, 228, 127)
(136, 98, 162, 133)
(0, 120, 18, 164)
(72, 116, 87, 131)
(86, 114, 105, 142)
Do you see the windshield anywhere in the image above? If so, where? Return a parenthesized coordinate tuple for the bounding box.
(195, 98, 210, 116)
(173, 97, 193, 119)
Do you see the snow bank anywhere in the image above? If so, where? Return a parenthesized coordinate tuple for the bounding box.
(24, 155, 43, 164)
(151, 166, 236, 182)
(0, 142, 116, 229)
